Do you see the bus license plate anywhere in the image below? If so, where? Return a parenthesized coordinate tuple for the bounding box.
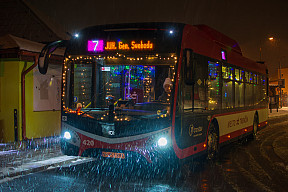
(102, 151, 125, 159)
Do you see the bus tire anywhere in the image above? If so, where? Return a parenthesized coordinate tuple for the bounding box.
(207, 122, 219, 161)
(252, 114, 259, 140)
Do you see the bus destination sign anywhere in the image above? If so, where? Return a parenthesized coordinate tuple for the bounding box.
(87, 40, 154, 52)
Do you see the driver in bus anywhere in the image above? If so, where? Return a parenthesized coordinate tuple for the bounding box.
(158, 78, 172, 103)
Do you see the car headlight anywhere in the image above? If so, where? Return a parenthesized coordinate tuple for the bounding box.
(64, 131, 71, 140)
(158, 137, 168, 147)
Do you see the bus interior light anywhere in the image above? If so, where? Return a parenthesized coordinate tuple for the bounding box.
(158, 137, 168, 147)
(64, 131, 71, 140)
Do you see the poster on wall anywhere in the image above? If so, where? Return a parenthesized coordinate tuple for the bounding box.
(33, 64, 61, 111)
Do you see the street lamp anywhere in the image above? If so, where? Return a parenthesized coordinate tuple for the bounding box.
(259, 37, 275, 61)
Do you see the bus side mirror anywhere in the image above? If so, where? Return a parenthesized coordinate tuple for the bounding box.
(38, 40, 67, 74)
(184, 48, 195, 85)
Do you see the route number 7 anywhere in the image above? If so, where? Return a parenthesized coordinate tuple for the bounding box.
(87, 40, 104, 52)
(92, 40, 99, 52)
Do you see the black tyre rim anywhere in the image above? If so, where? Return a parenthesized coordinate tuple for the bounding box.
(207, 126, 218, 160)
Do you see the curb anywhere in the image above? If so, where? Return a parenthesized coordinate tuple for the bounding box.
(0, 156, 81, 180)
(0, 137, 60, 152)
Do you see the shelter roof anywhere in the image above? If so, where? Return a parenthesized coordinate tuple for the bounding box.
(0, 34, 64, 55)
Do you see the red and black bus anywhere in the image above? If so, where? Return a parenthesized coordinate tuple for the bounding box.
(39, 22, 268, 167)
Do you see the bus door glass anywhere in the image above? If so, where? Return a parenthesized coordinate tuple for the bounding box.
(175, 53, 208, 149)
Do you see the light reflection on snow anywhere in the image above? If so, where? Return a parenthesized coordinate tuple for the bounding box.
(0, 150, 18, 156)
(146, 184, 178, 192)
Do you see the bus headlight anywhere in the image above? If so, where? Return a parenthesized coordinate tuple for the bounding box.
(64, 131, 71, 140)
(158, 137, 168, 147)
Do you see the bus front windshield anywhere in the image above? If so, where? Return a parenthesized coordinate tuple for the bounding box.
(63, 55, 176, 116)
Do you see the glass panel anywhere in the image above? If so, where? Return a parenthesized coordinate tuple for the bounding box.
(222, 80, 233, 108)
(235, 69, 240, 81)
(184, 57, 207, 110)
(183, 84, 192, 109)
(245, 84, 253, 106)
(208, 61, 220, 110)
(240, 70, 245, 82)
(245, 71, 249, 82)
(74, 64, 92, 108)
(64, 55, 176, 114)
(222, 66, 233, 80)
(194, 80, 206, 109)
(254, 74, 257, 84)
(249, 72, 253, 83)
(235, 82, 244, 107)
(262, 75, 267, 101)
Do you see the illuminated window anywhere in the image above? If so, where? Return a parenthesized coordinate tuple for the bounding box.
(250, 72, 253, 83)
(208, 61, 220, 110)
(245, 71, 249, 83)
(222, 66, 233, 80)
(235, 69, 240, 81)
(254, 74, 257, 84)
(222, 81, 233, 108)
(241, 70, 245, 82)
(235, 82, 244, 107)
(245, 83, 253, 106)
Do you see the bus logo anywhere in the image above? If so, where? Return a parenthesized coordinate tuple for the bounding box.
(189, 124, 203, 137)
(62, 116, 67, 121)
(101, 123, 115, 136)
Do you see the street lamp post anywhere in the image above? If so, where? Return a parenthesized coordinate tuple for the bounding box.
(279, 61, 282, 108)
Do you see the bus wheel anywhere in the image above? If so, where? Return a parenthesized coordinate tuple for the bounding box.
(252, 114, 258, 139)
(207, 123, 219, 161)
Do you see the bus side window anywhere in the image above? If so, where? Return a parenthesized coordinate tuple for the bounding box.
(222, 65, 234, 109)
(208, 61, 220, 110)
(245, 71, 253, 106)
(235, 68, 244, 107)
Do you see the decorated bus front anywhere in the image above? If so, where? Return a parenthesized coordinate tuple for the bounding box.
(60, 23, 184, 164)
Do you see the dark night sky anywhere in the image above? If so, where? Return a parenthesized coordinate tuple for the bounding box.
(29, 0, 288, 79)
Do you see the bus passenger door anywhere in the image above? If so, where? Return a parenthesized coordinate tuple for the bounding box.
(175, 50, 209, 151)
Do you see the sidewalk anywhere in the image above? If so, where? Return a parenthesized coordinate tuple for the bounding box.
(0, 136, 88, 181)
(268, 106, 288, 118)
(0, 107, 287, 181)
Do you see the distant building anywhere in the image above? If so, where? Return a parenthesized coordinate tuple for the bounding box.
(269, 68, 288, 107)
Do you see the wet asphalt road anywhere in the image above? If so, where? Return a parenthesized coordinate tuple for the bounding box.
(0, 116, 287, 192)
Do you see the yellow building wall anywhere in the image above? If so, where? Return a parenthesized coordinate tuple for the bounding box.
(0, 59, 21, 142)
(0, 60, 61, 143)
(25, 61, 61, 139)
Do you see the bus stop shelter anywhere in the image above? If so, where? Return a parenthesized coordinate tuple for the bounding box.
(0, 34, 64, 143)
